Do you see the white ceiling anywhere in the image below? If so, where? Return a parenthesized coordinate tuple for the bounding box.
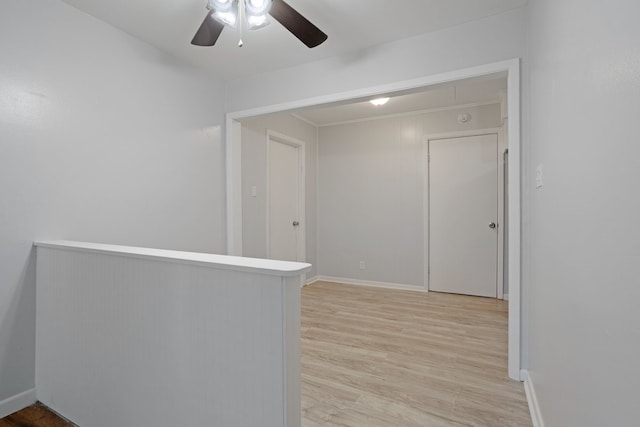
(289, 74, 507, 126)
(60, 0, 527, 80)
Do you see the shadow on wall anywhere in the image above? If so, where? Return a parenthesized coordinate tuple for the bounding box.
(0, 247, 36, 401)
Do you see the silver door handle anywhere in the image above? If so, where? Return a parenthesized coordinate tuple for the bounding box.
(489, 222, 497, 229)
(293, 221, 300, 226)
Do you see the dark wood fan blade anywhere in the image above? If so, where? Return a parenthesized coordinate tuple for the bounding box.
(269, 0, 327, 48)
(191, 13, 225, 46)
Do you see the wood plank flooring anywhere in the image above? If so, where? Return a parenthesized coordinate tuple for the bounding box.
(301, 281, 531, 426)
(2, 281, 530, 426)
(0, 404, 73, 427)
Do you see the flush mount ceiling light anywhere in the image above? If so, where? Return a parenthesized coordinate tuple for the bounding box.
(192, 0, 328, 48)
(370, 97, 390, 106)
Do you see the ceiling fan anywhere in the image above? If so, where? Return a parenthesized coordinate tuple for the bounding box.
(192, 0, 328, 48)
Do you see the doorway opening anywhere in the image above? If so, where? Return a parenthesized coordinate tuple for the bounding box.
(226, 59, 522, 380)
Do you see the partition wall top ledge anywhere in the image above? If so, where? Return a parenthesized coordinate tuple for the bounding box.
(34, 240, 312, 277)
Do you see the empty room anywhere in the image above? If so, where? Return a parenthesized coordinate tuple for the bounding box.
(237, 74, 527, 424)
(2, 1, 639, 426)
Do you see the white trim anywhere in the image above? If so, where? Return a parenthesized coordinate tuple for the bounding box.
(0, 388, 37, 419)
(280, 279, 287, 426)
(226, 60, 517, 121)
(226, 58, 522, 381)
(304, 275, 320, 286)
(422, 141, 430, 293)
(503, 293, 509, 301)
(316, 101, 500, 128)
(226, 120, 243, 255)
(289, 112, 319, 127)
(522, 370, 545, 427)
(315, 125, 320, 276)
(265, 130, 306, 264)
(311, 276, 427, 293)
(496, 124, 507, 300)
(422, 128, 503, 141)
(519, 368, 528, 383)
(506, 59, 521, 381)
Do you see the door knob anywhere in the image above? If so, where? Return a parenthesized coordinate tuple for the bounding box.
(293, 221, 300, 226)
(489, 222, 497, 229)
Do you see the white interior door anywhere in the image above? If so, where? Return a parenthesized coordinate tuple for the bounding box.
(268, 137, 302, 262)
(428, 134, 498, 297)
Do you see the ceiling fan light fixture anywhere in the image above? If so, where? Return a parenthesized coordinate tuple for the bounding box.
(193, 0, 327, 48)
(247, 14, 271, 30)
(245, 0, 272, 16)
(245, 0, 272, 29)
(209, 0, 234, 12)
(209, 0, 238, 28)
(213, 9, 238, 27)
(208, 0, 238, 28)
(370, 97, 390, 106)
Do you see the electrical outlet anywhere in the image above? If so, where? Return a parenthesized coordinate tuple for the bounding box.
(359, 261, 365, 270)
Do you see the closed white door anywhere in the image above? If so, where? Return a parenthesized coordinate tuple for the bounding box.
(428, 134, 498, 297)
(268, 138, 302, 261)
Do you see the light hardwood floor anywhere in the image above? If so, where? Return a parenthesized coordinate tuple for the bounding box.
(3, 281, 530, 427)
(301, 281, 531, 427)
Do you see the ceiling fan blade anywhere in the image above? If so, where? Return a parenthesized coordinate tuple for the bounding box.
(191, 13, 225, 46)
(269, 0, 327, 48)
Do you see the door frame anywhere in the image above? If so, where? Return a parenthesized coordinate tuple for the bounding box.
(225, 59, 522, 381)
(265, 130, 306, 263)
(423, 128, 505, 299)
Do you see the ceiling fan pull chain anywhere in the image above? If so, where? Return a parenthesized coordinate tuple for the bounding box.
(238, 0, 244, 47)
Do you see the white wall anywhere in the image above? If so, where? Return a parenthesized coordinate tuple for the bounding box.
(0, 0, 225, 406)
(240, 114, 318, 278)
(36, 242, 307, 427)
(226, 5, 526, 293)
(225, 8, 526, 112)
(526, 0, 640, 425)
(318, 105, 502, 287)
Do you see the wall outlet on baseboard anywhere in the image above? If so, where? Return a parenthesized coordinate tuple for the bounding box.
(359, 261, 365, 270)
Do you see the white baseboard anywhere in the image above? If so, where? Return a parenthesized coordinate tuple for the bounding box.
(0, 388, 37, 418)
(309, 276, 427, 292)
(503, 293, 509, 301)
(304, 275, 320, 286)
(521, 370, 545, 427)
